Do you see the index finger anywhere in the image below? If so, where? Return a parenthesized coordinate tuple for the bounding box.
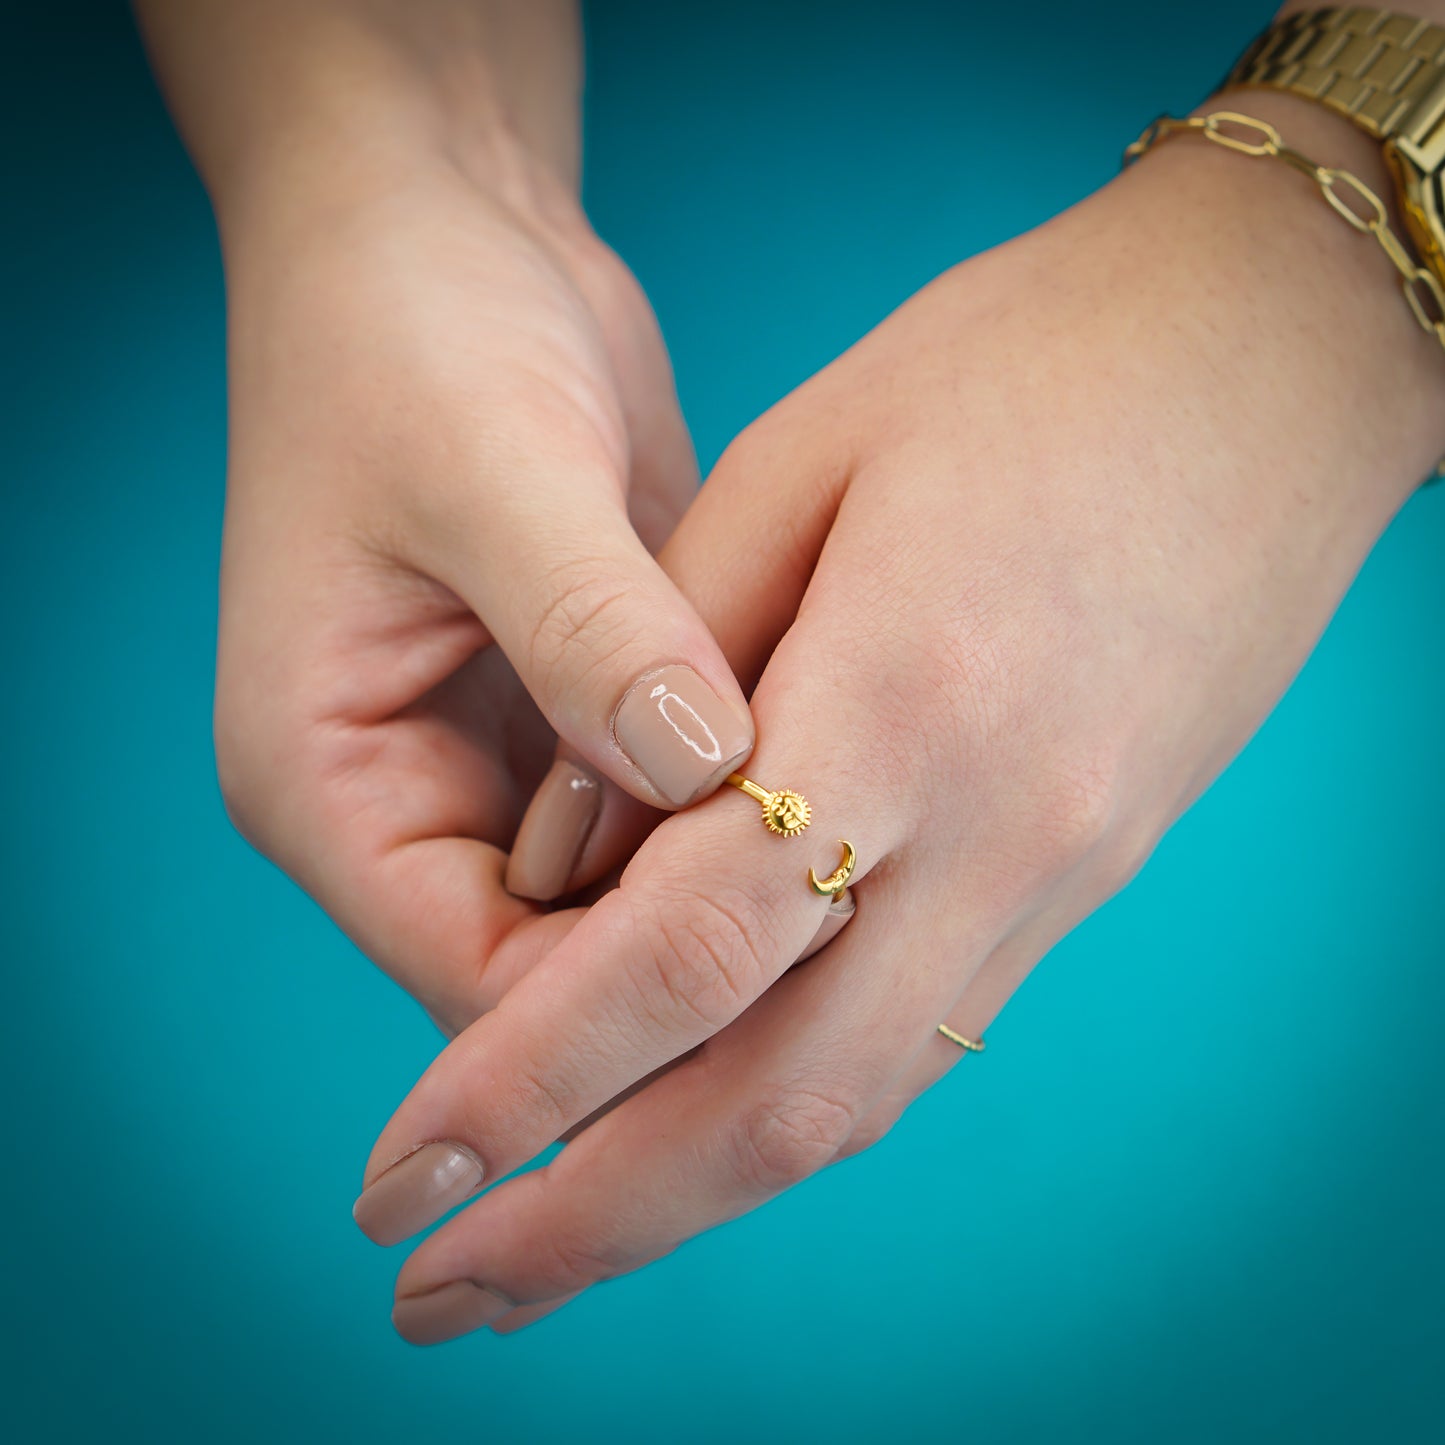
(351, 681, 904, 1247)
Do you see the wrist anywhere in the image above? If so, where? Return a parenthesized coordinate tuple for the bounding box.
(1097, 89, 1445, 520)
(138, 0, 584, 248)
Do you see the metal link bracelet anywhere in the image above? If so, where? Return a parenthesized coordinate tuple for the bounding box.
(1125, 108, 1445, 480)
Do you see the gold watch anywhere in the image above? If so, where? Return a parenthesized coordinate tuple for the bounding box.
(1225, 8, 1445, 288)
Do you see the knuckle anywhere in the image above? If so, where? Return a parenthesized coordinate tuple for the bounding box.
(946, 744, 1131, 917)
(732, 1088, 860, 1192)
(849, 598, 1027, 808)
(537, 1230, 635, 1294)
(1026, 750, 1122, 878)
(486, 1051, 578, 1142)
(526, 1163, 673, 1293)
(1090, 822, 1156, 898)
(633, 889, 772, 1034)
(883, 551, 1023, 727)
(832, 1107, 900, 1164)
(525, 561, 637, 698)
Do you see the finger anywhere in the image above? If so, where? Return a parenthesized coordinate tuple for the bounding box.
(536, 889, 854, 1144)
(797, 887, 856, 964)
(548, 884, 855, 1142)
(854, 899, 1086, 1147)
(217, 585, 572, 1035)
(356, 461, 989, 1247)
(503, 741, 658, 901)
(348, 837, 565, 1035)
(386, 871, 997, 1341)
(839, 945, 1017, 1159)
(270, 663, 623, 1040)
(403, 439, 754, 814)
(399, 894, 997, 1338)
(352, 777, 894, 1245)
(665, 394, 859, 690)
(353, 616, 907, 1247)
(501, 405, 854, 901)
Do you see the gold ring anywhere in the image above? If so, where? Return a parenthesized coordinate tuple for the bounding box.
(936, 1024, 986, 1053)
(807, 841, 856, 901)
(726, 772, 856, 901)
(725, 773, 812, 836)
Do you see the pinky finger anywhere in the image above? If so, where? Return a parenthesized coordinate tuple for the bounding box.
(837, 920, 1057, 1156)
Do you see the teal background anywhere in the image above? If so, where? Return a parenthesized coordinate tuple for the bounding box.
(4, 2, 1443, 1441)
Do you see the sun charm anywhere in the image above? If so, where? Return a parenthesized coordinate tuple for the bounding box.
(762, 788, 812, 837)
(725, 775, 812, 837)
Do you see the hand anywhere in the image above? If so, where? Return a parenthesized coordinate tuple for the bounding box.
(209, 93, 755, 1035)
(353, 94, 1445, 1341)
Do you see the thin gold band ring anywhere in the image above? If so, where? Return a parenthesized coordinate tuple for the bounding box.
(936, 1024, 986, 1053)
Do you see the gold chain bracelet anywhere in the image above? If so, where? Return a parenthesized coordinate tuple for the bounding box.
(1125, 109, 1445, 480)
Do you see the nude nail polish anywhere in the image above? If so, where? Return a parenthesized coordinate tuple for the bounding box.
(797, 889, 856, 965)
(612, 664, 753, 807)
(393, 1280, 515, 1346)
(352, 1141, 484, 1247)
(505, 759, 602, 901)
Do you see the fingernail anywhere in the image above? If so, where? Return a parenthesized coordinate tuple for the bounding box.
(505, 760, 602, 900)
(797, 889, 856, 965)
(393, 1280, 515, 1347)
(352, 1141, 484, 1247)
(612, 664, 753, 807)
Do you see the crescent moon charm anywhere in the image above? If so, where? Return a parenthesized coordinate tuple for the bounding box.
(808, 840, 856, 901)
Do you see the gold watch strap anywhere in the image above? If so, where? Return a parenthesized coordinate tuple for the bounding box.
(1226, 8, 1445, 140)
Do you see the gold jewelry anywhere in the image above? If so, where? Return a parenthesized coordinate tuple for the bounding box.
(1223, 9, 1445, 289)
(725, 773, 812, 837)
(1125, 107, 1445, 477)
(807, 841, 857, 901)
(937, 1024, 986, 1053)
(725, 772, 858, 901)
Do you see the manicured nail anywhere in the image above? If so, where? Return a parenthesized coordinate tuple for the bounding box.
(352, 1141, 484, 1247)
(612, 664, 753, 807)
(505, 759, 602, 900)
(797, 889, 856, 965)
(393, 1280, 515, 1347)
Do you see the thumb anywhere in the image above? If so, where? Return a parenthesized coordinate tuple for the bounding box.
(414, 454, 754, 815)
(502, 413, 850, 903)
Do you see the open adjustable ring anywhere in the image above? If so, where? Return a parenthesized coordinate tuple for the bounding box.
(722, 780, 982, 1051)
(725, 773, 981, 1049)
(725, 773, 856, 901)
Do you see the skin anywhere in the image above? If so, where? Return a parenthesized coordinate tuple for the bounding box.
(135, 0, 739, 1033)
(136, 0, 1445, 1339)
(373, 99, 1445, 1335)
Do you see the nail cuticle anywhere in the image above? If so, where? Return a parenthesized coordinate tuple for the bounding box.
(352, 1139, 486, 1247)
(369, 1137, 484, 1189)
(677, 741, 754, 808)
